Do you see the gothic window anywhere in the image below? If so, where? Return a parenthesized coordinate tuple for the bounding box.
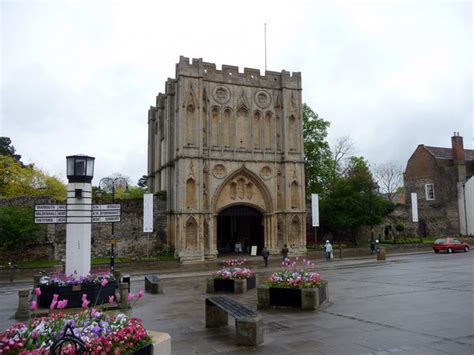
(186, 103, 195, 145)
(253, 111, 261, 149)
(236, 108, 248, 149)
(290, 181, 299, 209)
(223, 109, 232, 147)
(275, 116, 281, 150)
(289, 115, 297, 151)
(264, 112, 272, 150)
(185, 217, 197, 249)
(211, 107, 220, 147)
(230, 181, 237, 200)
(186, 178, 196, 209)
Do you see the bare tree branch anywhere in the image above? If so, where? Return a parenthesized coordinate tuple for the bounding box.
(332, 135, 356, 177)
(372, 162, 403, 202)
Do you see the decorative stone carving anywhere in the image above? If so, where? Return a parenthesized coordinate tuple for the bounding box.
(260, 166, 272, 180)
(213, 86, 230, 104)
(255, 90, 271, 109)
(212, 164, 227, 179)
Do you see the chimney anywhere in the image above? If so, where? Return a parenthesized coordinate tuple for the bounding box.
(451, 132, 466, 181)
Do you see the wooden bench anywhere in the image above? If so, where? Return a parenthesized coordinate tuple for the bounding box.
(206, 296, 263, 346)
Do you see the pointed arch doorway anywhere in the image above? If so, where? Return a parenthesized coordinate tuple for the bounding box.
(217, 205, 264, 255)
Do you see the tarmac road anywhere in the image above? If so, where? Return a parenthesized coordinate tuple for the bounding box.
(1, 251, 473, 354)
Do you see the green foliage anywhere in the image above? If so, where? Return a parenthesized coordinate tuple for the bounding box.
(302, 104, 333, 196)
(395, 223, 405, 232)
(0, 155, 66, 200)
(320, 157, 394, 242)
(0, 137, 22, 163)
(0, 206, 45, 253)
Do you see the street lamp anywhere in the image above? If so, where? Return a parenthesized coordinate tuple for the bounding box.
(66, 155, 95, 198)
(97, 177, 129, 271)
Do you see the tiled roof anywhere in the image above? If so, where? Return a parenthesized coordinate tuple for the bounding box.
(424, 146, 474, 161)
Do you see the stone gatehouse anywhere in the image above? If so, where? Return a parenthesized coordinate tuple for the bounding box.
(147, 57, 306, 262)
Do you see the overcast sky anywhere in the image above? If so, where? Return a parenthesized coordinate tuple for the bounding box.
(1, 0, 472, 186)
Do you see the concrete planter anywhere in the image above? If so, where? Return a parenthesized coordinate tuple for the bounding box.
(207, 275, 257, 294)
(147, 331, 171, 355)
(38, 281, 117, 308)
(257, 281, 329, 310)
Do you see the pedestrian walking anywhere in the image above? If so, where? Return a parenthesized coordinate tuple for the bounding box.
(262, 247, 270, 267)
(281, 244, 289, 261)
(370, 237, 375, 254)
(324, 240, 333, 261)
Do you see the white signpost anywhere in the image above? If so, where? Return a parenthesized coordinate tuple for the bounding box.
(411, 192, 419, 222)
(143, 193, 153, 233)
(311, 194, 319, 248)
(35, 205, 67, 224)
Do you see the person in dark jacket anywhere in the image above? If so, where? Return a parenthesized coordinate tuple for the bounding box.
(262, 247, 270, 267)
(281, 244, 289, 261)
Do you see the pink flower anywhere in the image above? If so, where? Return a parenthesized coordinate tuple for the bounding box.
(108, 295, 115, 303)
(31, 301, 37, 311)
(82, 294, 87, 301)
(128, 293, 135, 301)
(138, 290, 144, 299)
(34, 288, 41, 296)
(50, 300, 57, 310)
(52, 294, 59, 301)
(101, 278, 108, 287)
(91, 308, 98, 316)
(82, 299, 90, 308)
(32, 330, 38, 339)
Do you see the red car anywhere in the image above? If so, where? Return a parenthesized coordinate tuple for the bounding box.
(433, 237, 470, 253)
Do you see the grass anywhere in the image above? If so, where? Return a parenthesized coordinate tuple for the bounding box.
(12, 254, 177, 269)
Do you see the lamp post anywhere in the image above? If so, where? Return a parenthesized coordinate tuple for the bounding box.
(97, 177, 129, 271)
(65, 154, 95, 276)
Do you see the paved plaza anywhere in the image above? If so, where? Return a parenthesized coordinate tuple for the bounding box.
(1, 251, 473, 354)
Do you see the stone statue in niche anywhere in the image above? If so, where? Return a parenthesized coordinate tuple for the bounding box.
(230, 182, 237, 200)
(246, 182, 253, 200)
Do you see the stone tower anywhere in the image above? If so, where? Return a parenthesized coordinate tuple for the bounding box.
(147, 56, 306, 262)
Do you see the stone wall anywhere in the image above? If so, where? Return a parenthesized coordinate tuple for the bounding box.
(0, 195, 168, 262)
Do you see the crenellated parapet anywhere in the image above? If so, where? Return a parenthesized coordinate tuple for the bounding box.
(176, 56, 301, 90)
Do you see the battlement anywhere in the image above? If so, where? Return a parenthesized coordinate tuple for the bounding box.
(176, 56, 301, 89)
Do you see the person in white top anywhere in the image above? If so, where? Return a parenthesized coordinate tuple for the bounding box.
(324, 240, 333, 261)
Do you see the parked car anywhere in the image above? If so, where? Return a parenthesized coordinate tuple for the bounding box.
(433, 237, 470, 253)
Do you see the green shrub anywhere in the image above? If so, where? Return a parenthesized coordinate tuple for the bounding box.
(395, 223, 405, 232)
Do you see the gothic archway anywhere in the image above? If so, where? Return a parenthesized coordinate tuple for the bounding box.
(217, 205, 264, 254)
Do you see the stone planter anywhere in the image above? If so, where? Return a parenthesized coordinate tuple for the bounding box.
(147, 331, 171, 355)
(207, 275, 257, 294)
(257, 281, 329, 310)
(38, 281, 117, 308)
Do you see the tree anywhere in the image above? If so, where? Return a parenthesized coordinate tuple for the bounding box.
(0, 155, 66, 200)
(331, 135, 356, 177)
(94, 173, 144, 200)
(0, 206, 45, 257)
(320, 156, 394, 244)
(302, 104, 333, 196)
(0, 137, 22, 163)
(372, 162, 404, 203)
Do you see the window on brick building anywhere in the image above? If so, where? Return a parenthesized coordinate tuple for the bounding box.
(425, 184, 435, 200)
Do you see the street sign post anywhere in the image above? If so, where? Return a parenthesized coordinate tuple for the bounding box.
(34, 204, 121, 224)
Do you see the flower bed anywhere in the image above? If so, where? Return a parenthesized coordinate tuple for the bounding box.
(207, 259, 256, 294)
(37, 271, 117, 309)
(0, 310, 152, 354)
(257, 257, 329, 310)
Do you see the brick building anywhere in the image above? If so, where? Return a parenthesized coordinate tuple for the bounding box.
(404, 133, 474, 236)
